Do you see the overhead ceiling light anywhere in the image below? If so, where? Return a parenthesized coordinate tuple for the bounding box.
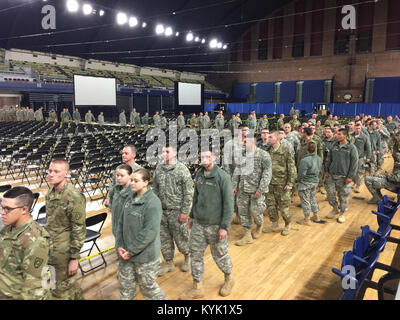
(195, 36, 200, 42)
(175, 32, 180, 37)
(223, 44, 228, 50)
(116, 12, 128, 25)
(82, 4, 92, 15)
(142, 22, 147, 28)
(99, 10, 105, 16)
(129, 17, 138, 27)
(156, 24, 165, 34)
(186, 32, 194, 42)
(165, 27, 173, 37)
(217, 42, 223, 49)
(66, 0, 79, 12)
(201, 38, 206, 44)
(209, 39, 218, 49)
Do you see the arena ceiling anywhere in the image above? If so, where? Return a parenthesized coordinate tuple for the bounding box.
(0, 0, 292, 73)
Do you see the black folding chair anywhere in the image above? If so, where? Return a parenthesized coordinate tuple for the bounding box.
(36, 205, 46, 226)
(79, 212, 108, 275)
(30, 192, 40, 214)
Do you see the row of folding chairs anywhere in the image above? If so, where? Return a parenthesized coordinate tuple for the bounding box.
(332, 195, 400, 300)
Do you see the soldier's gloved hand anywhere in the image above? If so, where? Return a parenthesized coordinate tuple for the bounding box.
(345, 178, 353, 185)
(178, 213, 188, 223)
(254, 192, 262, 199)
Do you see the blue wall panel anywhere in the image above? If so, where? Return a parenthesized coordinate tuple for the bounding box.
(373, 77, 400, 103)
(232, 83, 251, 101)
(302, 80, 325, 103)
(255, 82, 274, 103)
(279, 81, 296, 103)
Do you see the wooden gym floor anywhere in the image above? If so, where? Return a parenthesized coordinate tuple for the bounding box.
(1, 155, 400, 300)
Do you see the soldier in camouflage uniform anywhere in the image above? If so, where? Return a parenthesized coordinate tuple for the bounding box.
(278, 129, 295, 157)
(189, 113, 199, 131)
(0, 187, 51, 300)
(233, 135, 272, 245)
(246, 113, 257, 131)
(365, 162, 400, 204)
(389, 123, 400, 162)
(203, 112, 211, 129)
(325, 129, 358, 223)
(229, 114, 238, 132)
(324, 114, 335, 128)
(296, 142, 322, 225)
(153, 146, 193, 276)
(179, 151, 234, 299)
(84, 110, 95, 124)
(289, 114, 301, 133)
(257, 128, 270, 152)
(215, 111, 225, 131)
(367, 120, 381, 174)
(45, 159, 86, 300)
(48, 109, 58, 123)
(386, 115, 397, 135)
(160, 112, 167, 129)
(119, 110, 127, 126)
(296, 127, 323, 165)
(283, 123, 300, 158)
(142, 112, 150, 130)
(314, 120, 324, 139)
(73, 108, 81, 124)
(177, 111, 185, 130)
(378, 119, 390, 168)
(98, 112, 105, 125)
(130, 108, 137, 127)
(34, 107, 44, 122)
(61, 108, 71, 124)
(153, 111, 161, 128)
(257, 114, 269, 133)
(276, 114, 285, 130)
(308, 113, 317, 126)
(350, 123, 372, 193)
(263, 131, 297, 236)
(116, 169, 166, 300)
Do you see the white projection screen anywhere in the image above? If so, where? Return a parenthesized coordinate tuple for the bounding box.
(74, 75, 117, 106)
(178, 82, 202, 106)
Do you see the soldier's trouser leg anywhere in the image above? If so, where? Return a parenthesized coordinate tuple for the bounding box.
(369, 154, 377, 174)
(50, 252, 83, 300)
(118, 256, 136, 300)
(190, 221, 232, 282)
(237, 192, 252, 229)
(354, 158, 366, 187)
(336, 179, 353, 212)
(377, 151, 384, 168)
(250, 194, 265, 227)
(135, 258, 166, 300)
(160, 210, 190, 261)
(267, 185, 291, 224)
(325, 175, 339, 209)
(299, 186, 318, 217)
(318, 168, 325, 188)
(365, 175, 393, 198)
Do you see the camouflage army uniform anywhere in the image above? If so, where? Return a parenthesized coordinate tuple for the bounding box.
(153, 114, 161, 128)
(152, 161, 193, 263)
(98, 114, 104, 125)
(232, 148, 272, 229)
(378, 126, 390, 167)
(45, 182, 86, 300)
(296, 136, 323, 165)
(257, 118, 269, 133)
(61, 111, 71, 124)
(289, 119, 301, 131)
(325, 141, 358, 213)
(189, 117, 199, 130)
(276, 118, 284, 130)
(130, 111, 137, 126)
(390, 132, 400, 162)
(246, 117, 257, 130)
(350, 132, 372, 188)
(189, 165, 234, 282)
(34, 109, 44, 122)
(281, 139, 295, 158)
(160, 116, 167, 129)
(0, 218, 51, 300)
(365, 164, 400, 201)
(177, 115, 185, 130)
(48, 111, 57, 123)
(315, 126, 324, 139)
(142, 116, 149, 130)
(203, 115, 211, 129)
(85, 112, 95, 124)
(266, 144, 297, 225)
(215, 116, 225, 131)
(73, 111, 81, 124)
(368, 129, 381, 174)
(285, 132, 300, 156)
(119, 113, 127, 126)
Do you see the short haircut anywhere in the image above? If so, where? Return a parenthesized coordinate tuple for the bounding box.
(268, 130, 279, 136)
(338, 128, 348, 136)
(50, 159, 70, 171)
(117, 164, 133, 175)
(261, 128, 269, 133)
(133, 168, 152, 183)
(303, 127, 313, 136)
(3, 186, 34, 211)
(239, 124, 249, 129)
(355, 123, 362, 127)
(123, 145, 136, 154)
(307, 141, 316, 154)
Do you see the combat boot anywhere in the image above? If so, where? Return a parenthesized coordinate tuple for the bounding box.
(179, 280, 204, 300)
(337, 212, 346, 223)
(368, 196, 381, 204)
(181, 255, 190, 272)
(281, 223, 291, 236)
(262, 221, 280, 233)
(296, 216, 311, 226)
(219, 273, 235, 297)
(326, 206, 339, 219)
(251, 224, 262, 239)
(353, 185, 361, 193)
(158, 260, 175, 277)
(311, 212, 320, 222)
(235, 229, 254, 246)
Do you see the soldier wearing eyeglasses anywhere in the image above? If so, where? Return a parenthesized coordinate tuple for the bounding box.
(0, 187, 51, 300)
